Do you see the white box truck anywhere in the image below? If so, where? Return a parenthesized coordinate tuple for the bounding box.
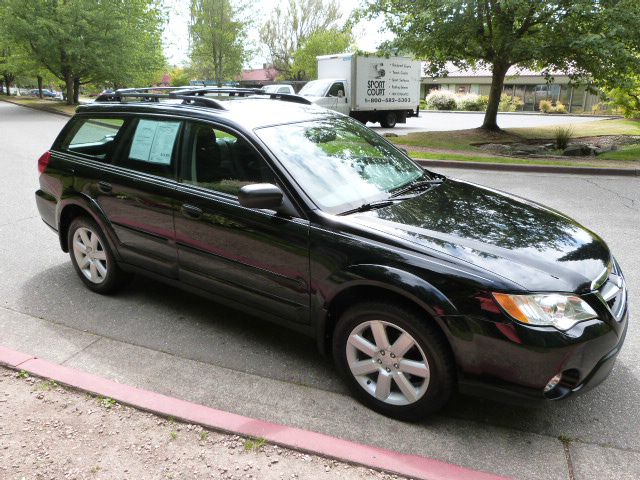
(298, 53, 421, 128)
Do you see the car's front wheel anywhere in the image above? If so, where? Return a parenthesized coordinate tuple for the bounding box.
(333, 301, 455, 421)
(68, 216, 127, 294)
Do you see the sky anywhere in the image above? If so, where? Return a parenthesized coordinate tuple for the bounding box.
(162, 0, 393, 69)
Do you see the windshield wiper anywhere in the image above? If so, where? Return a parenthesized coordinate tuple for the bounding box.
(391, 175, 444, 198)
(339, 200, 395, 216)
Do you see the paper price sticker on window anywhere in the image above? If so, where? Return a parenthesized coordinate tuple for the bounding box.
(130, 119, 180, 165)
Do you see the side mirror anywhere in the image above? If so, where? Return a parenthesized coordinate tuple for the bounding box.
(238, 183, 283, 210)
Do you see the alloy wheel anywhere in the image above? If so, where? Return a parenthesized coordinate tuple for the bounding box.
(346, 320, 430, 406)
(72, 227, 108, 284)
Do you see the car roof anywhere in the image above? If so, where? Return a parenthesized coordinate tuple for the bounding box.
(76, 97, 337, 130)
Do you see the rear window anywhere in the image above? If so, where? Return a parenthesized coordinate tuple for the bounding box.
(61, 117, 126, 161)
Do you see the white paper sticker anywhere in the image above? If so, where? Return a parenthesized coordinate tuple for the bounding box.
(130, 120, 180, 165)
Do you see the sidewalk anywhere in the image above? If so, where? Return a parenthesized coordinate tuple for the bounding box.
(0, 366, 403, 480)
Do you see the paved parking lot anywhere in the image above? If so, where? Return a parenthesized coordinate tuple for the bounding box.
(373, 111, 611, 135)
(0, 101, 638, 479)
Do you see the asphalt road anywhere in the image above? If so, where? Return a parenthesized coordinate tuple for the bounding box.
(1, 101, 638, 479)
(373, 111, 611, 135)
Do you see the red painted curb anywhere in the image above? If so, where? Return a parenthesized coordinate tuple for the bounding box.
(0, 346, 509, 480)
(0, 345, 34, 367)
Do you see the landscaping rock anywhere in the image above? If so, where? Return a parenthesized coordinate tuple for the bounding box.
(563, 144, 598, 156)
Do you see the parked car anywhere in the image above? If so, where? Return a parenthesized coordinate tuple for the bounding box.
(28, 88, 59, 98)
(35, 87, 628, 420)
(261, 84, 295, 95)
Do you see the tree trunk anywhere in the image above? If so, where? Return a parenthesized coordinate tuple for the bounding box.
(3, 74, 14, 96)
(481, 62, 510, 131)
(64, 72, 74, 105)
(37, 75, 43, 99)
(73, 76, 80, 104)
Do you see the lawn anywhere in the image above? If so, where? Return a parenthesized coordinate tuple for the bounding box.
(392, 118, 640, 167)
(0, 96, 76, 116)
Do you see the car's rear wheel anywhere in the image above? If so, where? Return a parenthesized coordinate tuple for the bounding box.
(332, 301, 454, 421)
(68, 217, 127, 294)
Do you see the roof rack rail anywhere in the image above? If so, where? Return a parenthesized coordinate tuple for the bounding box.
(173, 87, 313, 105)
(94, 91, 227, 110)
(93, 86, 312, 108)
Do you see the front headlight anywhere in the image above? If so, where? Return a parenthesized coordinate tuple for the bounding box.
(492, 293, 598, 331)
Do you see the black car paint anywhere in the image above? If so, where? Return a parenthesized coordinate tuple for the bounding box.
(35, 100, 628, 403)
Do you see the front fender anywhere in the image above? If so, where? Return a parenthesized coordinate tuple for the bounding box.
(314, 263, 459, 353)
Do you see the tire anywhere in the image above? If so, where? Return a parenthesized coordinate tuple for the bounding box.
(380, 112, 397, 128)
(332, 301, 455, 421)
(67, 216, 129, 294)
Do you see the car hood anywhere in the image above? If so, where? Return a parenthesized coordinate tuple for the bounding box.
(347, 178, 610, 292)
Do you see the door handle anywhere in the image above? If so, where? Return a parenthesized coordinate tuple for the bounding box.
(97, 181, 112, 193)
(181, 204, 203, 220)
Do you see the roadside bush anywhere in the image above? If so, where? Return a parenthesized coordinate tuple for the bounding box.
(499, 94, 524, 112)
(539, 100, 553, 113)
(554, 126, 574, 150)
(456, 94, 489, 111)
(539, 99, 568, 114)
(425, 90, 457, 110)
(554, 101, 567, 114)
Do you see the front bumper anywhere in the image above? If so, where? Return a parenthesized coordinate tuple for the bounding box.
(448, 289, 629, 404)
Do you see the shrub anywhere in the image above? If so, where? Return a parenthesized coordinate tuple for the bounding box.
(499, 94, 524, 112)
(539, 100, 553, 113)
(554, 126, 574, 150)
(554, 101, 567, 114)
(539, 99, 568, 114)
(425, 90, 457, 110)
(456, 94, 489, 111)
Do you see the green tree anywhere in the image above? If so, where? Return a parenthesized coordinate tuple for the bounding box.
(604, 74, 640, 118)
(261, 0, 343, 80)
(3, 0, 166, 105)
(289, 29, 353, 80)
(363, 0, 640, 131)
(169, 67, 193, 87)
(189, 0, 248, 86)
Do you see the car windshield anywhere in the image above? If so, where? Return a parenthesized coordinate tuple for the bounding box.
(298, 80, 332, 97)
(255, 117, 425, 214)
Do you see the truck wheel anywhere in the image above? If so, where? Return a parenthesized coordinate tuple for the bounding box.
(380, 112, 397, 128)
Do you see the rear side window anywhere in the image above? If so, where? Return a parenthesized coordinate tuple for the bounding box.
(61, 117, 126, 161)
(115, 118, 182, 178)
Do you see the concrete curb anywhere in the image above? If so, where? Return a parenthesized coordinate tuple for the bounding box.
(0, 345, 509, 480)
(415, 159, 640, 176)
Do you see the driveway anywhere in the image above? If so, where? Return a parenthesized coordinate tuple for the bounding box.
(373, 111, 613, 135)
(0, 100, 638, 480)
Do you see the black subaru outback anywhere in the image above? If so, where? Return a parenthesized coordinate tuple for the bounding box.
(35, 87, 628, 420)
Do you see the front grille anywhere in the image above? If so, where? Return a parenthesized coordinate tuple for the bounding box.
(597, 261, 627, 322)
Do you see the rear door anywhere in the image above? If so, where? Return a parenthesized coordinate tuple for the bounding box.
(173, 121, 311, 324)
(87, 115, 182, 277)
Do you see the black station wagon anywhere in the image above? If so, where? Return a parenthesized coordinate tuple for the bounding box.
(35, 88, 628, 420)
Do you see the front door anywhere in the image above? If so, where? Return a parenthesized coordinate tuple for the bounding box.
(173, 121, 310, 323)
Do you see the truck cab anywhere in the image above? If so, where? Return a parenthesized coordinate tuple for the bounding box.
(298, 79, 350, 116)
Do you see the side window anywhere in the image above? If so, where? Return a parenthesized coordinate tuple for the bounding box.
(116, 118, 182, 178)
(61, 117, 126, 161)
(327, 82, 344, 97)
(181, 123, 275, 197)
(278, 86, 289, 94)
